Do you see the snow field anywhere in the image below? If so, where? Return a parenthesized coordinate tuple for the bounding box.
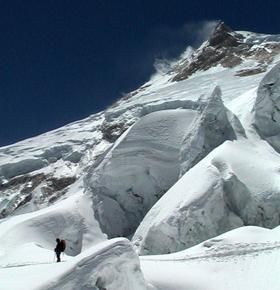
(140, 226, 280, 290)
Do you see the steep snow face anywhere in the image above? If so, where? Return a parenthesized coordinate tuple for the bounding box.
(85, 109, 198, 238)
(140, 225, 280, 290)
(180, 86, 245, 175)
(0, 239, 148, 290)
(133, 139, 280, 255)
(253, 62, 280, 152)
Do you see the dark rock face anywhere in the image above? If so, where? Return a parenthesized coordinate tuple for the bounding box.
(0, 173, 45, 218)
(42, 176, 76, 203)
(235, 67, 267, 77)
(101, 121, 131, 142)
(0, 173, 45, 192)
(0, 173, 76, 218)
(172, 22, 280, 82)
(208, 22, 243, 48)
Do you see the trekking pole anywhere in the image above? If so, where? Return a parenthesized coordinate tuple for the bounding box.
(53, 252, 56, 263)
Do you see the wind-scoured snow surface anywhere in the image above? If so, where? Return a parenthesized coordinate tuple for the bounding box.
(2, 24, 280, 289)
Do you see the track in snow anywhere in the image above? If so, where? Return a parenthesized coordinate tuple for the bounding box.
(141, 241, 280, 290)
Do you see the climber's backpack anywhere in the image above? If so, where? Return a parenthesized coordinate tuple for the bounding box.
(60, 239, 66, 252)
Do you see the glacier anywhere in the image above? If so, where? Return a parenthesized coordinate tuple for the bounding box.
(2, 22, 280, 289)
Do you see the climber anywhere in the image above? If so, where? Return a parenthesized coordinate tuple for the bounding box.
(54, 238, 66, 262)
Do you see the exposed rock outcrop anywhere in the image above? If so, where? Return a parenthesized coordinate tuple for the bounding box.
(0, 173, 76, 218)
(172, 21, 280, 82)
(208, 22, 243, 48)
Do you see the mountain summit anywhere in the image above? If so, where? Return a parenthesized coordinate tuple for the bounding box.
(208, 21, 243, 48)
(173, 21, 280, 81)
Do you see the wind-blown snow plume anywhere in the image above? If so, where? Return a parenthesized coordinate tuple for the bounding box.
(152, 20, 219, 74)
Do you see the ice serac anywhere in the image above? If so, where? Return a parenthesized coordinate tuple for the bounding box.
(85, 109, 198, 238)
(180, 86, 245, 175)
(133, 146, 243, 255)
(49, 239, 148, 290)
(253, 63, 280, 152)
(133, 140, 280, 255)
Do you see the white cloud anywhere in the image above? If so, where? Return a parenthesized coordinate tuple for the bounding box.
(181, 20, 219, 47)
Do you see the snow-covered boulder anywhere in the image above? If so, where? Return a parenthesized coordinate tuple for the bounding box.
(85, 108, 198, 237)
(253, 62, 280, 152)
(180, 86, 245, 175)
(133, 140, 280, 255)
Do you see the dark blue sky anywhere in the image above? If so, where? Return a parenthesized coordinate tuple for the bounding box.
(0, 0, 279, 146)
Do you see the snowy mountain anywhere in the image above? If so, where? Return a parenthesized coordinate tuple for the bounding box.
(2, 21, 280, 289)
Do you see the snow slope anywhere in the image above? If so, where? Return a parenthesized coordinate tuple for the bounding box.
(0, 190, 149, 289)
(140, 226, 280, 290)
(0, 187, 106, 256)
